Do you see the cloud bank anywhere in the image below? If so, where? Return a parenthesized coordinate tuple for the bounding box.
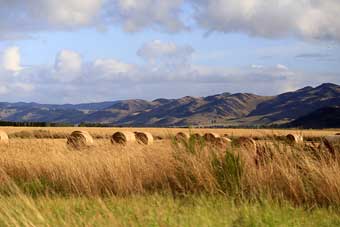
(1, 0, 340, 41)
(192, 0, 340, 41)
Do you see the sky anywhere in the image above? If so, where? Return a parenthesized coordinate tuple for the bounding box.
(0, 0, 339, 104)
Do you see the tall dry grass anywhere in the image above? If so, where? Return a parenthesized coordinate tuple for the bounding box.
(0, 136, 339, 207)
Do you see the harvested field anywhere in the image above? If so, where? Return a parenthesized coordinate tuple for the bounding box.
(0, 126, 340, 226)
(0, 127, 339, 201)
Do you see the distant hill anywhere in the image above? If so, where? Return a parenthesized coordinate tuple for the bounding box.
(287, 106, 340, 129)
(248, 83, 340, 125)
(0, 83, 339, 127)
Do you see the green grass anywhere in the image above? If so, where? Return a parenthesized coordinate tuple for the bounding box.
(0, 194, 339, 227)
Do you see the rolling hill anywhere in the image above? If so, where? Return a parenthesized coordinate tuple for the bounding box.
(0, 83, 339, 127)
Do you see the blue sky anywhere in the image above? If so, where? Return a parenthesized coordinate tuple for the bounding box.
(0, 0, 339, 104)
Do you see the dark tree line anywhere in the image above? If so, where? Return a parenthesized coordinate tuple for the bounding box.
(0, 121, 71, 127)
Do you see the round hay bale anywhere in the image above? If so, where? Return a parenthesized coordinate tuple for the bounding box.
(203, 133, 220, 142)
(286, 134, 304, 144)
(322, 135, 340, 155)
(67, 131, 94, 149)
(175, 132, 190, 144)
(175, 132, 190, 141)
(190, 133, 202, 140)
(0, 130, 9, 145)
(215, 137, 232, 148)
(111, 131, 136, 145)
(233, 137, 258, 166)
(236, 137, 257, 151)
(134, 131, 154, 145)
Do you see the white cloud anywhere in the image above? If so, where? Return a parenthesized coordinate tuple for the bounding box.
(54, 49, 82, 82)
(276, 64, 289, 70)
(93, 58, 135, 80)
(44, 0, 102, 27)
(94, 58, 134, 74)
(105, 0, 185, 32)
(0, 0, 102, 30)
(137, 40, 194, 72)
(191, 0, 340, 41)
(2, 46, 22, 72)
(138, 40, 193, 60)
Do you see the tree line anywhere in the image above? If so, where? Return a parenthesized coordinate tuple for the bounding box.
(0, 121, 71, 127)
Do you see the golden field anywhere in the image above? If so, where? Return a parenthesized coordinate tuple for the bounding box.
(0, 127, 339, 200)
(0, 127, 339, 226)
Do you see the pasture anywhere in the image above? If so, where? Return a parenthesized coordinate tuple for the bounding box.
(0, 127, 339, 226)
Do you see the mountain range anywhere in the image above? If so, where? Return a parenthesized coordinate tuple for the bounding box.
(0, 83, 339, 128)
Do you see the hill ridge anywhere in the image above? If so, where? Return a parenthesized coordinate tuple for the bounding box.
(0, 83, 339, 127)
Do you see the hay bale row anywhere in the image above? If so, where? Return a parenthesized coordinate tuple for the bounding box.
(203, 133, 232, 147)
(175, 132, 232, 147)
(175, 132, 220, 142)
(111, 131, 154, 145)
(66, 130, 155, 148)
(174, 131, 308, 148)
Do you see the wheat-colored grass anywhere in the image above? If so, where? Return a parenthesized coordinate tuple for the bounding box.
(0, 127, 339, 207)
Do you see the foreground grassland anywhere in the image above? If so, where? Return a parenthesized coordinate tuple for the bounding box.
(1, 195, 340, 226)
(0, 127, 339, 226)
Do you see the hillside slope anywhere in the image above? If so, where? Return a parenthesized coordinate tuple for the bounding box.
(287, 106, 340, 129)
(248, 83, 340, 124)
(0, 83, 339, 127)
